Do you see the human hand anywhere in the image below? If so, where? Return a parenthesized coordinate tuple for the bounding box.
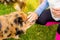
(52, 8, 60, 18)
(27, 12, 38, 24)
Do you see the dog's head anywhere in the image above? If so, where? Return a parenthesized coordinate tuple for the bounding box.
(7, 11, 27, 36)
(9, 11, 27, 25)
(0, 11, 32, 40)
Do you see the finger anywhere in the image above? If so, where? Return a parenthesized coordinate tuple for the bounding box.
(27, 16, 33, 22)
(29, 21, 35, 26)
(27, 15, 36, 23)
(27, 14, 32, 19)
(28, 18, 36, 23)
(27, 12, 32, 19)
(28, 20, 35, 26)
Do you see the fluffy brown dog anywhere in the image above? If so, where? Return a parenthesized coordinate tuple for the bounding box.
(0, 11, 32, 40)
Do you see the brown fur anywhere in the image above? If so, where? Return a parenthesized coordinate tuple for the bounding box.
(0, 11, 32, 40)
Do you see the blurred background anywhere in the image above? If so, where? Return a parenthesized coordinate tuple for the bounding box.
(0, 0, 58, 40)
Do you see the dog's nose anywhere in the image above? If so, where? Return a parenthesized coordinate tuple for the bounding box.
(16, 30, 24, 35)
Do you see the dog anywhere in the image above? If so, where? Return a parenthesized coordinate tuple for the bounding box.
(0, 0, 26, 11)
(0, 11, 32, 40)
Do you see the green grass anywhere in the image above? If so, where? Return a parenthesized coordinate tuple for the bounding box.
(0, 0, 58, 40)
(20, 24, 58, 40)
(0, 3, 16, 15)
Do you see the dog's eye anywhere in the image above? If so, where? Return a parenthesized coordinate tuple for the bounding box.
(10, 23, 13, 26)
(14, 17, 23, 26)
(4, 27, 9, 33)
(4, 30, 8, 33)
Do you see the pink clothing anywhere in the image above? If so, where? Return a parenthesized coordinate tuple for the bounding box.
(45, 22, 59, 26)
(56, 32, 60, 40)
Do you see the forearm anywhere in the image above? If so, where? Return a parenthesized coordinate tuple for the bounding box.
(34, 0, 49, 16)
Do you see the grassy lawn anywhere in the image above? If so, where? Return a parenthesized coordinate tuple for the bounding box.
(0, 0, 58, 40)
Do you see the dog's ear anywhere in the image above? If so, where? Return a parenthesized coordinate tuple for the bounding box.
(20, 12, 27, 21)
(18, 0, 26, 9)
(13, 0, 26, 11)
(14, 3, 21, 11)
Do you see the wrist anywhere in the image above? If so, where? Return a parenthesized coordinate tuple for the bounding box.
(34, 12, 39, 19)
